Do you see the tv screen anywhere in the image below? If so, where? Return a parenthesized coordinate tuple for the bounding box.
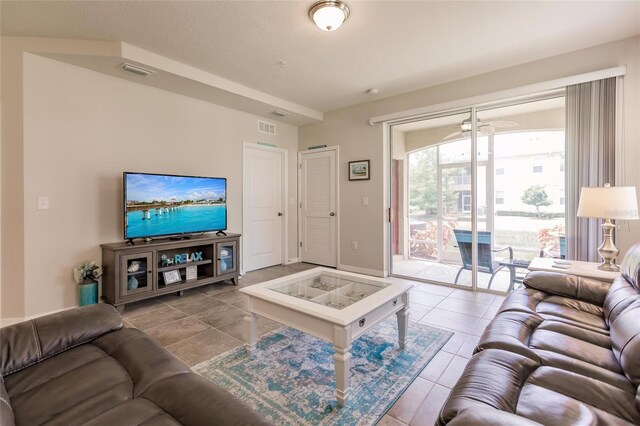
(124, 172, 227, 240)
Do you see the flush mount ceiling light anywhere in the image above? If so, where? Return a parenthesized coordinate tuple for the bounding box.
(309, 0, 350, 32)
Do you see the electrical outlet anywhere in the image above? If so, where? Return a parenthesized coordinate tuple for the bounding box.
(38, 196, 50, 210)
(351, 241, 358, 250)
(362, 196, 369, 206)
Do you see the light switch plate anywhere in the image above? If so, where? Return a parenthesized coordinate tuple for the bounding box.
(38, 196, 50, 210)
(362, 197, 369, 206)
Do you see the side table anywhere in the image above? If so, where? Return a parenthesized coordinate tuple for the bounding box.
(528, 257, 619, 283)
(499, 259, 531, 292)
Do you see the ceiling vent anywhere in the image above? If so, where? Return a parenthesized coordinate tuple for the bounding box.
(258, 120, 276, 135)
(272, 110, 290, 118)
(120, 62, 155, 77)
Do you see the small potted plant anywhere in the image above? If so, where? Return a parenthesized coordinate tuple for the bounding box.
(73, 261, 103, 306)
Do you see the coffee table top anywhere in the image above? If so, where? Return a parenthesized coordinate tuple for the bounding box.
(240, 268, 412, 326)
(269, 273, 390, 310)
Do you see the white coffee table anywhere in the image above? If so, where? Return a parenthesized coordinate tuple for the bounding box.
(239, 267, 413, 406)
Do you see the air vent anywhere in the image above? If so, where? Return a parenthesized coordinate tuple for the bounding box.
(272, 110, 290, 117)
(120, 62, 155, 77)
(258, 120, 276, 135)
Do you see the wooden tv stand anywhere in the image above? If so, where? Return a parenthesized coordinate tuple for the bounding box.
(101, 233, 240, 312)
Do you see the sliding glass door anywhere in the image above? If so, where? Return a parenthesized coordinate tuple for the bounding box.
(390, 95, 566, 293)
(392, 110, 473, 288)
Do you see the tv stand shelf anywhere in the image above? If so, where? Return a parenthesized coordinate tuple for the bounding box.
(101, 233, 240, 312)
(157, 259, 212, 273)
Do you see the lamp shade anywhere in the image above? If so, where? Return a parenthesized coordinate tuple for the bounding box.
(577, 186, 639, 220)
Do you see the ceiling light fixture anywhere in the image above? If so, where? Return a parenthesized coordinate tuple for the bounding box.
(309, 0, 350, 32)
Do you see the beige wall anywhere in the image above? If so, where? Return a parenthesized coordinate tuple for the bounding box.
(300, 36, 640, 274)
(2, 38, 299, 321)
(2, 37, 122, 321)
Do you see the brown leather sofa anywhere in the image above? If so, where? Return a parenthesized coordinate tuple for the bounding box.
(0, 304, 270, 426)
(438, 243, 640, 425)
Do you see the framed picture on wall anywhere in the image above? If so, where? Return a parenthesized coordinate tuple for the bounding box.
(349, 160, 370, 181)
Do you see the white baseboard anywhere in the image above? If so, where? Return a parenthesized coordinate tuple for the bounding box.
(285, 258, 300, 265)
(337, 264, 386, 277)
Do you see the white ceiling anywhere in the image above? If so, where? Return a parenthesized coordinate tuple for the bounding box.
(2, 1, 639, 113)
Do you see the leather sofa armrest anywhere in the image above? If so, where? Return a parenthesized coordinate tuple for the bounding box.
(445, 407, 543, 425)
(523, 271, 611, 306)
(1, 304, 122, 376)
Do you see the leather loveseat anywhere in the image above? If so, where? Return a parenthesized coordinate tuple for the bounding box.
(438, 243, 640, 425)
(0, 304, 270, 426)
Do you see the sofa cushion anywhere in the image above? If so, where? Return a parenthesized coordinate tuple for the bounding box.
(439, 349, 640, 426)
(92, 328, 191, 397)
(609, 300, 640, 388)
(0, 304, 123, 376)
(523, 271, 611, 306)
(477, 311, 630, 389)
(0, 376, 15, 426)
(83, 398, 181, 426)
(516, 366, 640, 425)
(438, 349, 540, 424)
(620, 243, 640, 292)
(141, 373, 272, 426)
(446, 407, 543, 426)
(4, 344, 132, 426)
(498, 287, 608, 334)
(604, 276, 640, 326)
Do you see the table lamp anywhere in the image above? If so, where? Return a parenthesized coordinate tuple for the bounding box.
(577, 184, 639, 271)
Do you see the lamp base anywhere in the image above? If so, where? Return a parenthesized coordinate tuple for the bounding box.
(597, 262, 620, 272)
(597, 219, 620, 272)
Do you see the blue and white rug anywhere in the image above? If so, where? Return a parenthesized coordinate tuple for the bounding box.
(194, 319, 452, 426)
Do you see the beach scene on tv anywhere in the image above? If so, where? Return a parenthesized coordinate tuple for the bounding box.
(125, 173, 227, 239)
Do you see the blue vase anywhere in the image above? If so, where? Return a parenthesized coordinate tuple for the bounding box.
(128, 276, 139, 290)
(79, 281, 98, 306)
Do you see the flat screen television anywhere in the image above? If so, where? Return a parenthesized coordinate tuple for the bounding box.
(124, 172, 227, 240)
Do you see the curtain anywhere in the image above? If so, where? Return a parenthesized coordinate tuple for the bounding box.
(566, 77, 616, 261)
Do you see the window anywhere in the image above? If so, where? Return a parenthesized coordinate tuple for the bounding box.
(560, 197, 565, 205)
(560, 162, 565, 172)
(533, 165, 543, 173)
(462, 194, 471, 212)
(496, 191, 505, 205)
(453, 175, 471, 185)
(496, 168, 505, 175)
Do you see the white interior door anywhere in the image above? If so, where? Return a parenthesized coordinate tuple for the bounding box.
(300, 148, 337, 267)
(243, 144, 284, 272)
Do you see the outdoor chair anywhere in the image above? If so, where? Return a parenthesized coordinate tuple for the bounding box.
(453, 229, 513, 289)
(540, 235, 566, 259)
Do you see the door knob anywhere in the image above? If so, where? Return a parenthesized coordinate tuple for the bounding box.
(330, 212, 335, 216)
(277, 212, 283, 216)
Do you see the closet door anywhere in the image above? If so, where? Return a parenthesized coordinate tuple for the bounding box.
(299, 148, 337, 267)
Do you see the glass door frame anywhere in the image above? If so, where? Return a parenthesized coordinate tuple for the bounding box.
(388, 90, 565, 293)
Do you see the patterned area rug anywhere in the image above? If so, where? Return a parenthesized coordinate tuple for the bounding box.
(193, 319, 453, 426)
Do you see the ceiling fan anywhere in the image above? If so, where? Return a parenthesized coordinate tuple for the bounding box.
(442, 115, 519, 140)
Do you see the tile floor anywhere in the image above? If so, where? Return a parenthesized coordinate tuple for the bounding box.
(393, 255, 526, 293)
(122, 262, 504, 426)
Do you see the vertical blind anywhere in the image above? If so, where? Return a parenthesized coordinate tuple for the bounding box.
(565, 77, 616, 262)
